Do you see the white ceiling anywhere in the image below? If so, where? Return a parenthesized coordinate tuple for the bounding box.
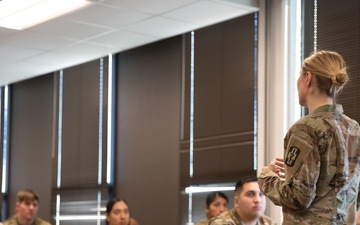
(0, 0, 259, 86)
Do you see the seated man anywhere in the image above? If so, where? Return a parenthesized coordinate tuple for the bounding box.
(3, 189, 51, 225)
(209, 176, 277, 225)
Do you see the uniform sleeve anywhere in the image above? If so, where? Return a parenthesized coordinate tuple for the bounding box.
(258, 130, 321, 210)
(208, 217, 232, 225)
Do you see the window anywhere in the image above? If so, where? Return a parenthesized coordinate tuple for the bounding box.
(180, 13, 258, 224)
(52, 57, 112, 225)
(303, 0, 360, 122)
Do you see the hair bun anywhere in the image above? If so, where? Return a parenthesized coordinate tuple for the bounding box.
(331, 70, 348, 87)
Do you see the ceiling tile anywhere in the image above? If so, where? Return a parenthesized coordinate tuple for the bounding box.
(88, 30, 159, 50)
(0, 27, 18, 39)
(0, 44, 43, 60)
(0, 0, 259, 86)
(54, 42, 114, 59)
(0, 61, 52, 85)
(124, 16, 197, 37)
(27, 19, 112, 40)
(0, 31, 74, 51)
(100, 0, 198, 14)
(64, 4, 152, 28)
(0, 56, 14, 66)
(26, 51, 87, 70)
(163, 0, 256, 26)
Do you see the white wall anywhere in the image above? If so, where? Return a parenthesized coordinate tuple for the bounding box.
(257, 0, 302, 224)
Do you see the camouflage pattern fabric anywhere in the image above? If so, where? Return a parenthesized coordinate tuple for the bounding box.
(3, 215, 51, 225)
(195, 217, 210, 225)
(258, 104, 360, 224)
(208, 208, 277, 225)
(195, 217, 209, 225)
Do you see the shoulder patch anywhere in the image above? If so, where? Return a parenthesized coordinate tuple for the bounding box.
(284, 134, 313, 182)
(285, 146, 300, 167)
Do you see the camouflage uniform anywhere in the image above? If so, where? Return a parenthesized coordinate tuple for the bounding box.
(3, 215, 51, 225)
(208, 208, 277, 225)
(258, 104, 360, 224)
(195, 217, 210, 225)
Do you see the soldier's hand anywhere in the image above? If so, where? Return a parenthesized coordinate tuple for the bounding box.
(268, 158, 285, 178)
(274, 157, 285, 178)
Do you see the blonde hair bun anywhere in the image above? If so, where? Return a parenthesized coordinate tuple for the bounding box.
(302, 50, 349, 97)
(331, 69, 348, 87)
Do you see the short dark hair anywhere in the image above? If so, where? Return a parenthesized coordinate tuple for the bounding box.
(205, 191, 229, 208)
(106, 197, 129, 214)
(235, 176, 258, 195)
(17, 189, 39, 203)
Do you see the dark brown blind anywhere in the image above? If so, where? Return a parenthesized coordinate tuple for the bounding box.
(60, 58, 108, 187)
(181, 13, 257, 187)
(115, 36, 182, 225)
(304, 0, 360, 122)
(52, 58, 109, 225)
(9, 75, 54, 221)
(180, 13, 257, 225)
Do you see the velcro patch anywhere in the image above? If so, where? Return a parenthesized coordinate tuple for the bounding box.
(284, 134, 313, 183)
(285, 147, 300, 167)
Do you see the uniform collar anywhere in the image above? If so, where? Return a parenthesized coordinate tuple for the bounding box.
(230, 208, 260, 225)
(312, 104, 343, 114)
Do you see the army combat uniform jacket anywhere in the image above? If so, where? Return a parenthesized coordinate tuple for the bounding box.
(3, 215, 51, 225)
(258, 104, 360, 224)
(208, 209, 277, 225)
(195, 217, 210, 225)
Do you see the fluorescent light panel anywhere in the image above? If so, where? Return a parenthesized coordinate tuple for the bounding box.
(0, 0, 91, 30)
(185, 186, 235, 194)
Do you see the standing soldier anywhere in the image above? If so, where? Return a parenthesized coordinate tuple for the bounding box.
(258, 50, 360, 224)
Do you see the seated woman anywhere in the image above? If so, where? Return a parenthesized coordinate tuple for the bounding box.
(195, 191, 229, 225)
(106, 197, 139, 225)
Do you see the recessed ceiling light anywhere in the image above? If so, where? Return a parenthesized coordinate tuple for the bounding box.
(0, 0, 92, 30)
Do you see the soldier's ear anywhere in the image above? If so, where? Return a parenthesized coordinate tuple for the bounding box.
(205, 206, 209, 214)
(233, 195, 239, 208)
(305, 71, 313, 87)
(15, 202, 20, 213)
